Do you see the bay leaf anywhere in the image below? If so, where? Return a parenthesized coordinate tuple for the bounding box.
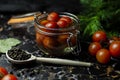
(0, 38, 21, 53)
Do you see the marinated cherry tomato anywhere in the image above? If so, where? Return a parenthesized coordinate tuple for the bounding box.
(58, 34, 68, 44)
(36, 32, 45, 45)
(57, 20, 68, 28)
(92, 30, 107, 42)
(40, 20, 49, 25)
(45, 22, 58, 28)
(47, 12, 60, 22)
(0, 67, 8, 76)
(43, 37, 58, 49)
(1, 74, 17, 80)
(96, 49, 111, 64)
(88, 42, 102, 56)
(60, 16, 72, 24)
(68, 35, 77, 46)
(58, 34, 76, 46)
(109, 41, 120, 58)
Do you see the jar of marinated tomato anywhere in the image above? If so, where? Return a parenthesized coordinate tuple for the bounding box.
(34, 12, 80, 56)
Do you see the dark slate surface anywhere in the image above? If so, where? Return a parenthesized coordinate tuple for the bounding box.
(0, 13, 120, 80)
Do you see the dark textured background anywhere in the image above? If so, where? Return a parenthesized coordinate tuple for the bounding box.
(1, 1, 120, 79)
(0, 0, 82, 14)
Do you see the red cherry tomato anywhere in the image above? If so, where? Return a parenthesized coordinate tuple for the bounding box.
(0, 67, 8, 79)
(96, 49, 111, 64)
(92, 30, 107, 42)
(57, 20, 68, 28)
(47, 12, 60, 22)
(109, 41, 120, 58)
(0, 67, 8, 75)
(88, 42, 102, 56)
(1, 74, 17, 80)
(60, 16, 72, 24)
(45, 22, 58, 28)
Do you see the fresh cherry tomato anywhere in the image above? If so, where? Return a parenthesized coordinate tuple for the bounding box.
(57, 20, 68, 28)
(96, 49, 111, 64)
(0, 67, 8, 76)
(40, 20, 49, 25)
(47, 12, 60, 22)
(60, 16, 72, 24)
(92, 30, 107, 42)
(109, 41, 120, 58)
(1, 74, 17, 80)
(0, 67, 8, 79)
(45, 22, 58, 28)
(88, 42, 102, 56)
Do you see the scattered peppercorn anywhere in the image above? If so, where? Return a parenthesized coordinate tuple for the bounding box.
(7, 48, 31, 60)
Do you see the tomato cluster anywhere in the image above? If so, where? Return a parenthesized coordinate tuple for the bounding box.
(40, 12, 72, 28)
(88, 30, 120, 64)
(0, 66, 17, 80)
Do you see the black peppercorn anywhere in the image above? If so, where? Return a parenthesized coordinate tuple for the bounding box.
(7, 48, 31, 60)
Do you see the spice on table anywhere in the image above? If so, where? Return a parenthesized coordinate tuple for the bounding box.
(7, 48, 31, 60)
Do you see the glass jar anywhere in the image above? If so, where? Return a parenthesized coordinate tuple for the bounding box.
(34, 12, 80, 56)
